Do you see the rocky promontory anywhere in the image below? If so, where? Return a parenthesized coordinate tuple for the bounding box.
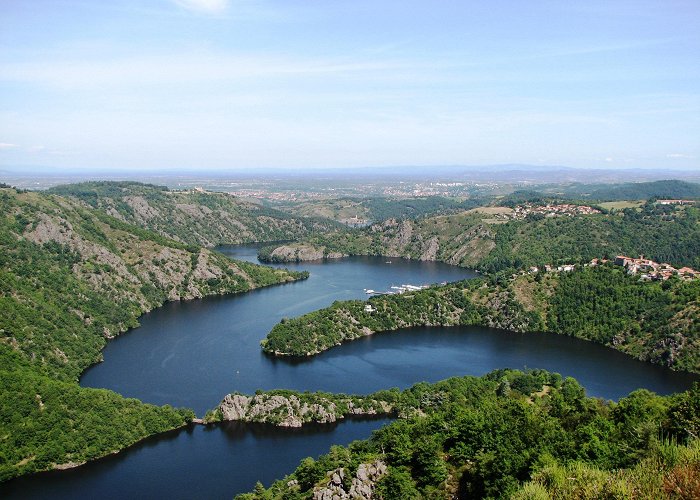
(212, 391, 394, 427)
(259, 243, 346, 263)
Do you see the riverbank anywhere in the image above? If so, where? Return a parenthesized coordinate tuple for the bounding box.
(0, 188, 312, 482)
(262, 265, 700, 374)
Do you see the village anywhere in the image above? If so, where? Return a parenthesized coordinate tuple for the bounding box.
(485, 203, 602, 222)
(612, 255, 699, 281)
(523, 255, 699, 281)
(511, 203, 601, 219)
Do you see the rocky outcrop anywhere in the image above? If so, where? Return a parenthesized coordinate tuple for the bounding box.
(312, 460, 388, 499)
(124, 195, 160, 223)
(21, 211, 260, 307)
(268, 244, 346, 262)
(420, 236, 440, 261)
(218, 393, 392, 427)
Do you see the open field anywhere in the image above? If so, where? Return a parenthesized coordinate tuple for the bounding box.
(599, 201, 644, 210)
(466, 206, 513, 215)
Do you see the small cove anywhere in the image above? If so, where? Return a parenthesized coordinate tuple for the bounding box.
(2, 246, 697, 499)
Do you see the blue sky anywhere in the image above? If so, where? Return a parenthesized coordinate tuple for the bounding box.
(1, 0, 698, 171)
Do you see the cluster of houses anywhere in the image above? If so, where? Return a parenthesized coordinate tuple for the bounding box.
(515, 203, 600, 218)
(524, 255, 698, 282)
(613, 255, 699, 281)
(528, 264, 576, 274)
(656, 199, 696, 206)
(500, 203, 600, 220)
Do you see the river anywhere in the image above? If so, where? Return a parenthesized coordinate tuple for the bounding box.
(2, 246, 697, 499)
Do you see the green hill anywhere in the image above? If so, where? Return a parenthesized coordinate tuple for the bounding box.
(269, 195, 484, 223)
(259, 202, 700, 272)
(0, 187, 306, 481)
(48, 181, 340, 247)
(237, 370, 700, 499)
(262, 265, 700, 373)
(587, 180, 700, 201)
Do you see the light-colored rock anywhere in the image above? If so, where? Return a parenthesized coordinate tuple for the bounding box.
(218, 393, 393, 427)
(313, 460, 387, 500)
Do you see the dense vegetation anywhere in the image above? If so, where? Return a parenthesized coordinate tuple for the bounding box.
(0, 346, 194, 481)
(526, 179, 700, 202)
(237, 370, 700, 499)
(0, 187, 306, 481)
(263, 265, 700, 373)
(271, 196, 489, 224)
(478, 202, 700, 273)
(260, 201, 700, 272)
(48, 181, 339, 247)
(585, 180, 700, 201)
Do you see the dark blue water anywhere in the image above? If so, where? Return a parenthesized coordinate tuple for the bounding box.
(0, 418, 392, 500)
(79, 250, 478, 414)
(2, 247, 697, 499)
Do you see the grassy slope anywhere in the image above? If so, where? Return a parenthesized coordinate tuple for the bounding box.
(0, 187, 306, 481)
(263, 265, 700, 373)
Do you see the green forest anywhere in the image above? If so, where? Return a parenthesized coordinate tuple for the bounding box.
(237, 370, 700, 499)
(263, 265, 700, 373)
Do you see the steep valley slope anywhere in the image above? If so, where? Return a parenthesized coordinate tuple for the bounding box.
(48, 181, 339, 247)
(0, 186, 306, 481)
(259, 202, 700, 274)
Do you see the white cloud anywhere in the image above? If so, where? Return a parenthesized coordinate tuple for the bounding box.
(0, 142, 18, 149)
(172, 0, 230, 14)
(666, 153, 695, 159)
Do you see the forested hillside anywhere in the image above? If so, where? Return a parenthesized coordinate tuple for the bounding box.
(0, 187, 306, 481)
(48, 181, 339, 247)
(269, 196, 484, 223)
(238, 370, 700, 499)
(263, 265, 700, 373)
(586, 179, 700, 201)
(260, 202, 700, 272)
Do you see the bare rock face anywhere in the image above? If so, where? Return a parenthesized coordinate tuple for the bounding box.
(219, 393, 337, 427)
(312, 460, 388, 499)
(420, 236, 440, 261)
(218, 393, 392, 427)
(219, 394, 251, 421)
(125, 195, 160, 223)
(270, 244, 328, 262)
